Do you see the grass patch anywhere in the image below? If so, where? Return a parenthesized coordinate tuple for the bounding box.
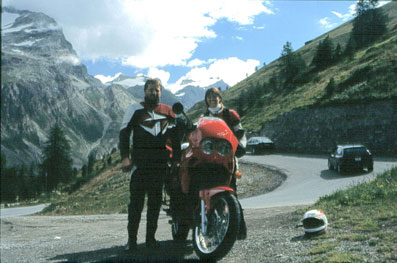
(40, 151, 132, 215)
(338, 234, 368, 242)
(323, 252, 363, 263)
(308, 241, 338, 255)
(301, 166, 397, 262)
(310, 252, 364, 263)
(352, 219, 380, 232)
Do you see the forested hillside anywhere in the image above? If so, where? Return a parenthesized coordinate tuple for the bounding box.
(188, 1, 396, 132)
(187, 1, 396, 155)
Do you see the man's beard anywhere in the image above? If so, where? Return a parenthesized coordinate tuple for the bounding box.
(144, 95, 159, 105)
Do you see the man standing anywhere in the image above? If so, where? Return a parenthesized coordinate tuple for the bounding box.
(119, 78, 179, 251)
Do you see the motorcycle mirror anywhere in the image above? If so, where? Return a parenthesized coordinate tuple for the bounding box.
(172, 102, 192, 124)
(172, 102, 184, 115)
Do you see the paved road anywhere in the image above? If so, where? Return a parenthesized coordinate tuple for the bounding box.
(1, 154, 396, 263)
(1, 155, 395, 218)
(0, 204, 49, 218)
(240, 154, 396, 209)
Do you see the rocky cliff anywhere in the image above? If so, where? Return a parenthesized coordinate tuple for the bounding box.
(1, 7, 136, 167)
(259, 100, 397, 155)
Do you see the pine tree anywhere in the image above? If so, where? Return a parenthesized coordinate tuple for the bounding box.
(347, 0, 388, 51)
(17, 165, 29, 200)
(81, 164, 87, 177)
(325, 77, 336, 98)
(41, 123, 73, 191)
(87, 153, 95, 176)
(355, 0, 378, 16)
(280, 41, 306, 84)
(334, 43, 342, 62)
(311, 36, 334, 70)
(0, 154, 6, 199)
(28, 163, 39, 199)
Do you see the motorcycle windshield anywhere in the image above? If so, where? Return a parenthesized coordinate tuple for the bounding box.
(196, 117, 238, 152)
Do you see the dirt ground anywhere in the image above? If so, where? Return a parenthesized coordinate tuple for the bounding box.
(1, 205, 311, 263)
(0, 161, 310, 263)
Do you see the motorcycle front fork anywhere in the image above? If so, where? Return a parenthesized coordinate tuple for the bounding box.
(201, 200, 208, 235)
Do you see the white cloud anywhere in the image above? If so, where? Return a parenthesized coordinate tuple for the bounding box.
(253, 25, 265, 30)
(95, 72, 121, 84)
(167, 57, 259, 93)
(206, 57, 259, 86)
(328, 1, 389, 27)
(205, 0, 274, 24)
(378, 1, 390, 7)
(331, 11, 343, 19)
(57, 54, 81, 65)
(319, 17, 337, 29)
(187, 59, 207, 67)
(3, 0, 274, 69)
(234, 36, 244, 41)
(331, 4, 354, 22)
(147, 68, 170, 86)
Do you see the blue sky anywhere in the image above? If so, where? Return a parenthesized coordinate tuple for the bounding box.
(2, 0, 389, 93)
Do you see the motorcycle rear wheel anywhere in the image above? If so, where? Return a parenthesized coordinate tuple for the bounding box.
(193, 192, 241, 261)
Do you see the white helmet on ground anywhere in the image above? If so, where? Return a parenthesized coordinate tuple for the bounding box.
(302, 209, 328, 234)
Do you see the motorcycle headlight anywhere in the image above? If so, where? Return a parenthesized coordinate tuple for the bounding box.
(217, 140, 232, 156)
(201, 139, 215, 155)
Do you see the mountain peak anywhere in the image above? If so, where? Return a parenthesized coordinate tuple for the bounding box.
(2, 7, 79, 66)
(2, 7, 60, 36)
(107, 74, 148, 87)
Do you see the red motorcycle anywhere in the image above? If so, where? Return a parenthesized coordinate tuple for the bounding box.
(164, 103, 244, 261)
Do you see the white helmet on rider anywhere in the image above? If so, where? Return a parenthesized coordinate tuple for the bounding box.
(302, 209, 328, 234)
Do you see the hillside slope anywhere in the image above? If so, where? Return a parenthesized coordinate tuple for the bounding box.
(188, 2, 397, 155)
(188, 2, 396, 126)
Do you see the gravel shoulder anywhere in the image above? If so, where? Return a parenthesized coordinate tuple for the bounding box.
(2, 157, 395, 262)
(237, 160, 287, 199)
(0, 161, 307, 262)
(1, 206, 311, 263)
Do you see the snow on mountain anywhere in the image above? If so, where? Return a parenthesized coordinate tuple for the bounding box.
(173, 78, 230, 109)
(105, 74, 180, 107)
(168, 77, 229, 94)
(102, 73, 146, 88)
(1, 7, 134, 167)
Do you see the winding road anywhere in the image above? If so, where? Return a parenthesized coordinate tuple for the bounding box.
(1, 154, 396, 263)
(240, 154, 396, 209)
(2, 154, 395, 218)
(0, 203, 49, 218)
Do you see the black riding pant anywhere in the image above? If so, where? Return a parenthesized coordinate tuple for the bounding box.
(127, 166, 165, 243)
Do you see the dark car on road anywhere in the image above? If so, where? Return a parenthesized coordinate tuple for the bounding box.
(328, 145, 373, 173)
(246, 136, 275, 154)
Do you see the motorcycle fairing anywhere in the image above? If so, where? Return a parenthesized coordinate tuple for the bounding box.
(190, 117, 238, 152)
(199, 187, 235, 214)
(179, 117, 238, 194)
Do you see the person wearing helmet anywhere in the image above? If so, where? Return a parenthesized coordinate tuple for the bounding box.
(302, 209, 328, 235)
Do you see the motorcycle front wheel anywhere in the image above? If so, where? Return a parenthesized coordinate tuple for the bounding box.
(193, 192, 241, 261)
